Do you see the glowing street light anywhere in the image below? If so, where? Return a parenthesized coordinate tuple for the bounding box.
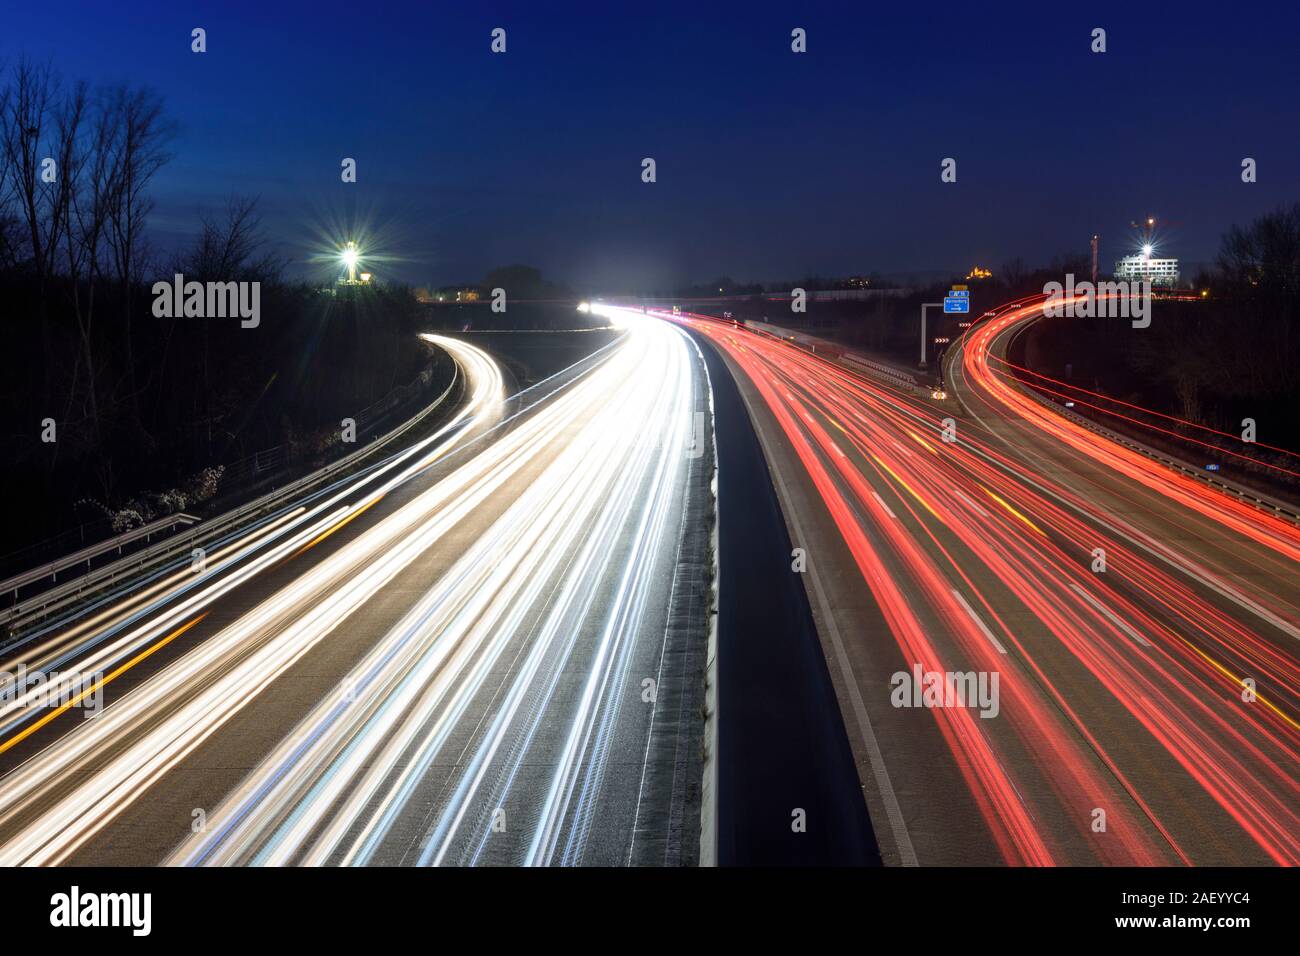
(340, 241, 360, 283)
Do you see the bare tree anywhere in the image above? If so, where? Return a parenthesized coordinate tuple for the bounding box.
(171, 195, 276, 452)
(178, 194, 270, 278)
(102, 85, 173, 430)
(999, 256, 1028, 291)
(1217, 203, 1300, 303)
(0, 60, 58, 351)
(1, 63, 176, 496)
(54, 79, 102, 456)
(0, 63, 15, 269)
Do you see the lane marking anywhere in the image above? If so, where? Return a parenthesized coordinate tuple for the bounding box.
(871, 491, 897, 519)
(907, 429, 937, 454)
(950, 589, 1008, 655)
(741, 376, 917, 866)
(950, 335, 1300, 645)
(1068, 583, 1153, 648)
(953, 487, 990, 518)
(294, 495, 385, 557)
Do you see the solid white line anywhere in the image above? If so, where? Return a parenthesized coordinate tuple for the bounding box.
(1069, 583, 1153, 647)
(744, 395, 918, 866)
(950, 589, 1008, 655)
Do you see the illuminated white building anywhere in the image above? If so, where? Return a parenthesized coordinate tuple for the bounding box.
(1114, 246, 1179, 287)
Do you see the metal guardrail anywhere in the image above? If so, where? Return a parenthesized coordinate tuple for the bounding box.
(222, 446, 288, 487)
(355, 366, 434, 433)
(3, 366, 440, 587)
(743, 319, 925, 393)
(943, 324, 1300, 526)
(1018, 383, 1300, 524)
(1, 360, 461, 632)
(217, 365, 438, 489)
(840, 353, 920, 390)
(0, 512, 200, 598)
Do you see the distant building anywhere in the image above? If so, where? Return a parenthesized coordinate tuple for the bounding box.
(846, 275, 870, 289)
(1114, 252, 1179, 287)
(966, 266, 992, 280)
(456, 288, 480, 303)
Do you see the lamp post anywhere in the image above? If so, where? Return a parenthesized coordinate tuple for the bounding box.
(341, 241, 359, 284)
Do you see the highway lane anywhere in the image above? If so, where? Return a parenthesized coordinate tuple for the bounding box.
(677, 308, 1299, 866)
(0, 316, 712, 866)
(955, 299, 1300, 603)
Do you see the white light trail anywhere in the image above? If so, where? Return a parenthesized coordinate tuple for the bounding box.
(0, 314, 706, 869)
(162, 312, 700, 866)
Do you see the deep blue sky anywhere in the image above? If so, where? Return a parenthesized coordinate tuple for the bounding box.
(6, 0, 1299, 291)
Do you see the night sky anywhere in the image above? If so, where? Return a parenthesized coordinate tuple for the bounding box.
(7, 0, 1299, 291)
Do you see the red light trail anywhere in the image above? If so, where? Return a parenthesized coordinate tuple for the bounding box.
(670, 305, 1300, 866)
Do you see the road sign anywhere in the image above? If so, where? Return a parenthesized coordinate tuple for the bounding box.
(943, 296, 969, 314)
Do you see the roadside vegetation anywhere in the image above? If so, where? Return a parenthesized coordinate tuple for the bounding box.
(1019, 204, 1300, 490)
(0, 60, 440, 558)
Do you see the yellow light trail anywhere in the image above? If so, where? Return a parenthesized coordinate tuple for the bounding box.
(0, 614, 207, 757)
(984, 488, 1047, 537)
(872, 454, 942, 522)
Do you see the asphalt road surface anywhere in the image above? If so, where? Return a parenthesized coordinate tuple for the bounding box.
(0, 320, 712, 866)
(681, 308, 1299, 867)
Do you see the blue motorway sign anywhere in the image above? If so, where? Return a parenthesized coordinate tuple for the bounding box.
(943, 296, 969, 314)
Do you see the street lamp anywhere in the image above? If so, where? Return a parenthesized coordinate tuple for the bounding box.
(340, 241, 359, 283)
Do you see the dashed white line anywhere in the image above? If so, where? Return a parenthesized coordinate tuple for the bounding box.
(951, 589, 1008, 655)
(871, 491, 897, 519)
(1069, 582, 1153, 648)
(953, 488, 991, 518)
